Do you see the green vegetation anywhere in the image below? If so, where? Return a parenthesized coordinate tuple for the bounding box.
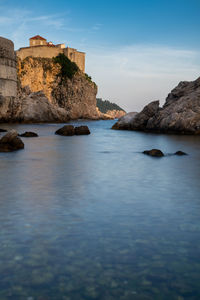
(96, 98, 125, 114)
(53, 53, 79, 79)
(85, 73, 92, 82)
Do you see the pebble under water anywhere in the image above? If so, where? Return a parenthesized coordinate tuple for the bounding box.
(0, 120, 200, 300)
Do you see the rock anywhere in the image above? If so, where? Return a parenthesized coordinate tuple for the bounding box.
(130, 101, 160, 130)
(143, 149, 164, 157)
(112, 77, 200, 135)
(55, 125, 75, 136)
(0, 130, 24, 152)
(19, 132, 38, 137)
(0, 128, 7, 132)
(174, 151, 188, 156)
(75, 126, 90, 135)
(17, 57, 99, 120)
(103, 110, 126, 119)
(12, 90, 69, 123)
(112, 112, 138, 130)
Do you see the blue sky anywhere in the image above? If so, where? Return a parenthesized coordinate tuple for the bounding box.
(1, 0, 200, 111)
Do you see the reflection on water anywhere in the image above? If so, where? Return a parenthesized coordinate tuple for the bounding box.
(0, 120, 200, 299)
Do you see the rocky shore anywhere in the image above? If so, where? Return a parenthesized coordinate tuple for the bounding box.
(112, 77, 200, 134)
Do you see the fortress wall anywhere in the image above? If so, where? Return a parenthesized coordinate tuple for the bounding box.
(63, 47, 85, 72)
(0, 37, 17, 97)
(17, 46, 62, 60)
(17, 45, 85, 73)
(74, 51, 85, 73)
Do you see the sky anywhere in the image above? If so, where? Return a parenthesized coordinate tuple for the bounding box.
(0, 0, 200, 112)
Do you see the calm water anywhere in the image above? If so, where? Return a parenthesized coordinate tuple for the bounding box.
(0, 120, 200, 300)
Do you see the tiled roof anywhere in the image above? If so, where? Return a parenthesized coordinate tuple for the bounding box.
(29, 35, 46, 41)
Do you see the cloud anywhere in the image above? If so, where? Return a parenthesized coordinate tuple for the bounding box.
(92, 23, 102, 31)
(0, 7, 68, 48)
(85, 44, 200, 112)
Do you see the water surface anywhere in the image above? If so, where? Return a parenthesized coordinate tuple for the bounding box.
(0, 120, 200, 300)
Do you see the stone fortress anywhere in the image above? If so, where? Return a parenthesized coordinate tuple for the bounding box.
(0, 36, 17, 97)
(17, 35, 85, 72)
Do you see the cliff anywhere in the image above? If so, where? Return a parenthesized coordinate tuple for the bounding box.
(17, 56, 99, 120)
(112, 77, 200, 134)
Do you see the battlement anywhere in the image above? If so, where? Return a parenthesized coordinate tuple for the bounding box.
(16, 35, 85, 72)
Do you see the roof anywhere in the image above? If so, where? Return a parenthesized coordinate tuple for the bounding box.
(29, 35, 47, 41)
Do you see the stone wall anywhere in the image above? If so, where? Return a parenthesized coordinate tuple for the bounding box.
(64, 48, 85, 73)
(0, 37, 17, 97)
(16, 46, 62, 61)
(17, 46, 85, 72)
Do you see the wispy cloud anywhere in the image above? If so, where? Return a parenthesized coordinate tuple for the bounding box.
(92, 23, 102, 31)
(0, 7, 68, 48)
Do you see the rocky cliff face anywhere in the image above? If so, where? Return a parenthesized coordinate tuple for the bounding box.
(0, 55, 100, 123)
(113, 77, 200, 134)
(17, 57, 99, 120)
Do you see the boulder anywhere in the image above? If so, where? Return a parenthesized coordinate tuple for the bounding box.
(0, 130, 24, 152)
(143, 149, 164, 157)
(75, 126, 90, 135)
(55, 125, 75, 136)
(112, 112, 138, 130)
(19, 131, 38, 137)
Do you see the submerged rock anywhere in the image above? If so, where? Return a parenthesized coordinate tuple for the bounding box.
(143, 149, 164, 157)
(174, 151, 188, 156)
(75, 126, 90, 135)
(0, 130, 24, 152)
(19, 131, 38, 137)
(55, 125, 75, 136)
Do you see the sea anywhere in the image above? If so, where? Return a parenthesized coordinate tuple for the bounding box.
(0, 119, 200, 300)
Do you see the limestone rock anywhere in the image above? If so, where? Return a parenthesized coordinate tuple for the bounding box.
(112, 112, 138, 130)
(17, 57, 99, 120)
(103, 110, 126, 119)
(55, 125, 75, 136)
(143, 149, 164, 157)
(112, 77, 200, 135)
(14, 91, 69, 123)
(0, 130, 24, 152)
(75, 126, 90, 135)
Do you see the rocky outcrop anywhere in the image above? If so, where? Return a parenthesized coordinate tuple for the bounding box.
(0, 130, 24, 152)
(112, 77, 200, 134)
(17, 57, 99, 120)
(103, 110, 126, 119)
(112, 112, 138, 130)
(0, 88, 69, 123)
(55, 125, 90, 136)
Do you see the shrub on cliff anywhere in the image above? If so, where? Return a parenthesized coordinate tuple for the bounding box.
(53, 53, 79, 79)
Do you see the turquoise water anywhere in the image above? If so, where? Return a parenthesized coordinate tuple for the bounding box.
(0, 120, 200, 300)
